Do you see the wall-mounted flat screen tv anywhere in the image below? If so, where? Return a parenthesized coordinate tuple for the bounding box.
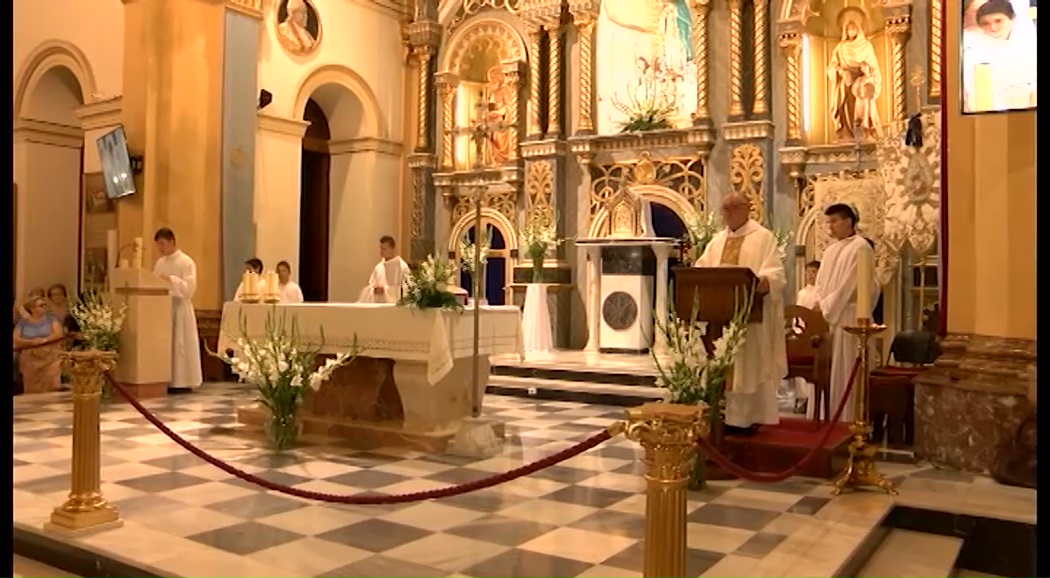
(96, 126, 138, 199)
(961, 0, 1038, 114)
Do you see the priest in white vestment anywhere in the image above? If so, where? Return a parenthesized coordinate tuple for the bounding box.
(813, 204, 880, 422)
(357, 235, 411, 304)
(276, 261, 305, 304)
(153, 228, 204, 391)
(694, 194, 788, 433)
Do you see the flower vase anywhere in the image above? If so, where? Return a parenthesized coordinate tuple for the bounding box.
(688, 450, 707, 491)
(530, 256, 544, 283)
(264, 412, 303, 450)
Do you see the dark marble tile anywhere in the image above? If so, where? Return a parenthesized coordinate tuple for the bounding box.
(15, 426, 72, 439)
(529, 465, 599, 485)
(734, 532, 786, 558)
(237, 452, 304, 470)
(424, 467, 492, 485)
(12, 441, 59, 454)
(909, 467, 976, 484)
(188, 521, 302, 556)
(687, 504, 780, 531)
(253, 470, 313, 488)
(316, 555, 447, 578)
(140, 454, 207, 471)
(687, 483, 733, 501)
(193, 415, 239, 426)
(602, 542, 723, 576)
(461, 548, 593, 578)
(207, 493, 307, 519)
(417, 453, 483, 467)
(324, 470, 409, 490)
(594, 445, 643, 461)
(611, 461, 646, 476)
(117, 472, 212, 493)
(446, 515, 559, 547)
(113, 495, 186, 517)
(544, 486, 633, 509)
(13, 459, 30, 467)
(787, 496, 831, 516)
(315, 519, 429, 552)
(737, 479, 821, 495)
(438, 489, 523, 513)
(14, 474, 72, 494)
(569, 509, 645, 539)
(99, 427, 157, 439)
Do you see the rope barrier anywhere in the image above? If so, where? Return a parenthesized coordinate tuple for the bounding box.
(695, 357, 862, 483)
(103, 371, 616, 505)
(13, 333, 75, 352)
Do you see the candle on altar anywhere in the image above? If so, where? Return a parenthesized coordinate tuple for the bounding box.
(856, 244, 873, 322)
(106, 230, 118, 273)
(248, 272, 260, 295)
(264, 271, 278, 295)
(131, 237, 144, 269)
(240, 271, 252, 300)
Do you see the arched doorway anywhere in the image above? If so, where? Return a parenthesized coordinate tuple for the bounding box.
(456, 222, 511, 305)
(299, 98, 331, 302)
(652, 201, 687, 267)
(15, 61, 87, 296)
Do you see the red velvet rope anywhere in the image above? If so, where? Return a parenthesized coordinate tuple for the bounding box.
(102, 372, 613, 505)
(13, 334, 74, 352)
(695, 356, 862, 483)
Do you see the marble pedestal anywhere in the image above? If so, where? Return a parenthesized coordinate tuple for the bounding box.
(110, 267, 172, 399)
(913, 334, 1036, 472)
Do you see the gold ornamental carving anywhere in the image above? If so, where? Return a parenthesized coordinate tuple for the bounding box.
(526, 23, 544, 138)
(435, 73, 459, 169)
(752, 0, 769, 116)
(727, 0, 744, 118)
(501, 60, 524, 161)
(444, 19, 526, 80)
(886, 16, 911, 121)
(573, 12, 596, 134)
(690, 0, 711, 122)
(411, 170, 426, 237)
(546, 25, 563, 137)
(729, 144, 766, 223)
(450, 0, 522, 31)
(226, 0, 262, 19)
(450, 186, 517, 225)
(414, 46, 434, 150)
(589, 153, 707, 219)
(779, 33, 803, 142)
(928, 0, 942, 101)
(525, 160, 555, 221)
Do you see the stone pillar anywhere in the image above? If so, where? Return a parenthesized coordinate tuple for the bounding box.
(435, 73, 459, 170)
(571, 11, 596, 135)
(412, 46, 434, 151)
(408, 153, 438, 262)
(914, 0, 1036, 472)
(885, 13, 912, 121)
(653, 243, 671, 355)
(545, 23, 563, 139)
(751, 0, 769, 117)
(501, 60, 523, 161)
(525, 23, 544, 139)
(120, 0, 226, 309)
(691, 0, 711, 123)
(584, 245, 601, 352)
(779, 32, 803, 144)
(727, 0, 744, 119)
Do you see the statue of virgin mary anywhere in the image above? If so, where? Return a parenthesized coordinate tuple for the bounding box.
(826, 8, 883, 141)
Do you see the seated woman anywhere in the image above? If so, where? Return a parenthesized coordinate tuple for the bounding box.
(13, 296, 64, 394)
(47, 283, 71, 327)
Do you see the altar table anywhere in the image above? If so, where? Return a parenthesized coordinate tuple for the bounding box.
(220, 303, 523, 444)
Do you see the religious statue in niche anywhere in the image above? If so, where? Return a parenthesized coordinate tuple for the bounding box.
(484, 66, 512, 165)
(826, 8, 883, 141)
(276, 0, 322, 56)
(596, 0, 698, 134)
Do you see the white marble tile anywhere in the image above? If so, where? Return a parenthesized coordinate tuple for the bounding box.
(13, 555, 78, 578)
(519, 527, 636, 564)
(250, 537, 371, 576)
(383, 533, 509, 572)
(380, 502, 488, 532)
(497, 498, 598, 525)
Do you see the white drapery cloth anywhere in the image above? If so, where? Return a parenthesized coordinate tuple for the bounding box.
(522, 284, 553, 358)
(695, 220, 788, 427)
(357, 257, 411, 304)
(154, 250, 204, 389)
(814, 235, 880, 422)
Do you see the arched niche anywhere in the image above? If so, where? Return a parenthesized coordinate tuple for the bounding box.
(448, 206, 519, 254)
(587, 184, 699, 239)
(14, 40, 97, 123)
(291, 64, 386, 139)
(439, 14, 527, 77)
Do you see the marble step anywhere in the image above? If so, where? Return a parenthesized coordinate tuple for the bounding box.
(486, 374, 665, 407)
(856, 529, 964, 578)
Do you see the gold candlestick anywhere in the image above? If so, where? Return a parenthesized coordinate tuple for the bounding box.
(833, 319, 898, 495)
(262, 271, 281, 304)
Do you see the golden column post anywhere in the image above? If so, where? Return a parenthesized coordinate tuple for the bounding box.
(832, 322, 898, 495)
(414, 46, 434, 151)
(727, 0, 744, 118)
(502, 60, 523, 161)
(44, 352, 122, 535)
(928, 0, 942, 101)
(436, 72, 459, 170)
(624, 403, 709, 578)
(546, 23, 563, 138)
(572, 12, 597, 135)
(691, 0, 711, 122)
(779, 32, 803, 142)
(752, 0, 769, 116)
(886, 17, 911, 121)
(526, 23, 545, 139)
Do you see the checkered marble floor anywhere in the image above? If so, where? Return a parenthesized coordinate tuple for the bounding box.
(13, 384, 1035, 578)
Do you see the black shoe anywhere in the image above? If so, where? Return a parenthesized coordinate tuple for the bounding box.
(167, 387, 193, 394)
(725, 425, 761, 437)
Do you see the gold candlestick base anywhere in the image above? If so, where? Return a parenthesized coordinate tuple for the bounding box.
(262, 295, 281, 304)
(833, 321, 898, 496)
(240, 294, 260, 304)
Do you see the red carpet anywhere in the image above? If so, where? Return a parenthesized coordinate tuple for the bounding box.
(720, 417, 852, 479)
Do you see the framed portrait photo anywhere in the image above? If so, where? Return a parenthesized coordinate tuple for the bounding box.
(960, 0, 1038, 114)
(275, 0, 322, 56)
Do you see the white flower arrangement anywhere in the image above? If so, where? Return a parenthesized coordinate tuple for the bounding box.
(519, 215, 564, 262)
(69, 291, 127, 353)
(399, 254, 462, 310)
(684, 211, 722, 263)
(213, 309, 359, 435)
(459, 226, 492, 275)
(769, 225, 793, 264)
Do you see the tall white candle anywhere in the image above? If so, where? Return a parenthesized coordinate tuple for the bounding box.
(131, 237, 144, 269)
(856, 243, 873, 322)
(106, 230, 118, 273)
(248, 272, 260, 295)
(240, 271, 251, 300)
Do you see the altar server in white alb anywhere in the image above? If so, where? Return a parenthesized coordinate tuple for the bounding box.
(275, 261, 305, 304)
(357, 236, 411, 304)
(694, 194, 788, 435)
(153, 228, 204, 392)
(813, 203, 880, 422)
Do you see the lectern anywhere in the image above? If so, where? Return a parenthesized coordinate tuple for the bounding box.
(110, 268, 172, 398)
(671, 266, 763, 337)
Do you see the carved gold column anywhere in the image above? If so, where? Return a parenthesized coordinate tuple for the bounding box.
(624, 403, 709, 578)
(752, 0, 769, 116)
(502, 60, 522, 161)
(779, 32, 803, 142)
(727, 0, 744, 118)
(929, 0, 942, 101)
(573, 12, 596, 134)
(886, 17, 911, 120)
(44, 352, 122, 535)
(691, 0, 711, 122)
(435, 72, 459, 170)
(413, 46, 434, 150)
(546, 23, 563, 138)
(526, 23, 544, 139)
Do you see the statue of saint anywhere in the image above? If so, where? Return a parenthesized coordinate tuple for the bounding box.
(485, 66, 512, 165)
(278, 0, 318, 55)
(826, 9, 883, 142)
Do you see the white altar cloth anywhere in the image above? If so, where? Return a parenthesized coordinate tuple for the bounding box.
(219, 303, 524, 385)
(522, 284, 553, 356)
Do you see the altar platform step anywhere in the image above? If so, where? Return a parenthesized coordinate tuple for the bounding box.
(490, 351, 657, 388)
(855, 529, 964, 578)
(486, 375, 664, 407)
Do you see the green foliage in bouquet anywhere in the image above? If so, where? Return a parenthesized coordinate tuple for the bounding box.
(398, 255, 463, 311)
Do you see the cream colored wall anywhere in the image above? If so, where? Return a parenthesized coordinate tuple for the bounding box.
(255, 0, 407, 301)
